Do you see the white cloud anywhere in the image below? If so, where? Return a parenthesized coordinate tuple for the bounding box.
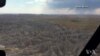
(26, 1, 34, 5)
(94, 8, 100, 14)
(0, 7, 77, 14)
(42, 8, 77, 14)
(0, 0, 79, 14)
(0, 0, 48, 14)
(0, 7, 44, 14)
(26, 0, 48, 5)
(34, 0, 48, 3)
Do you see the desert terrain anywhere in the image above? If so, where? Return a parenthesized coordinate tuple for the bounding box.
(0, 14, 99, 56)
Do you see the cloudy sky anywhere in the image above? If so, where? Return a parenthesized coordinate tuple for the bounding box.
(0, 0, 100, 14)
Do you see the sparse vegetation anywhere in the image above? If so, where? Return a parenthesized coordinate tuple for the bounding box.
(0, 14, 99, 56)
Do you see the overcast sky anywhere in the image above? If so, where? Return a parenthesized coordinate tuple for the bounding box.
(0, 0, 100, 14)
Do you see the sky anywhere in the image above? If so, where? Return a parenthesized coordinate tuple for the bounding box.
(0, 0, 100, 14)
